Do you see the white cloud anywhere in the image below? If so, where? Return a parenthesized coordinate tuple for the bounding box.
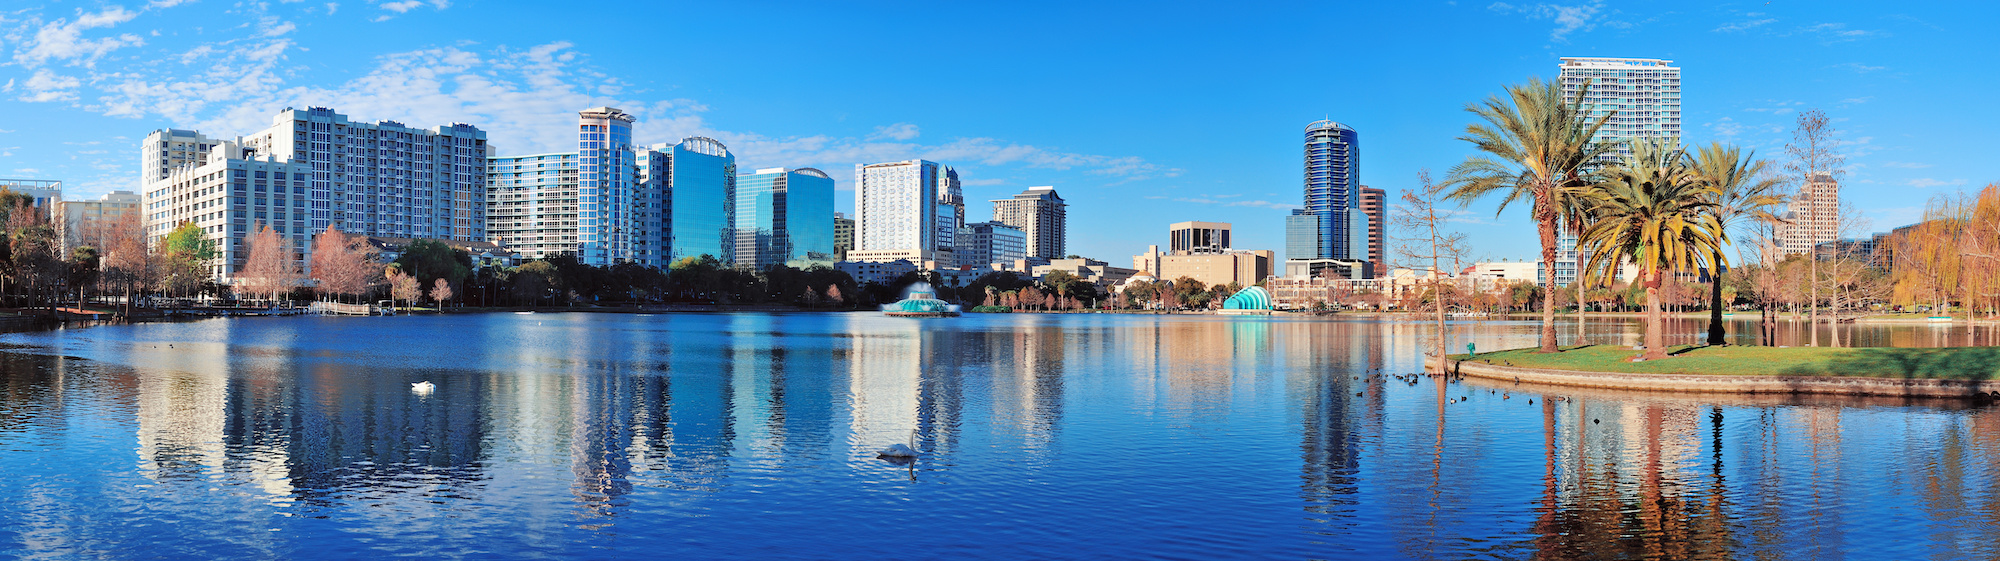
(1799, 22, 1885, 42)
(1487, 1, 1605, 41)
(326, 3, 340, 15)
(380, 0, 425, 13)
(869, 123, 920, 141)
(83, 41, 1178, 186)
(146, 0, 195, 8)
(1714, 18, 1776, 33)
(1907, 178, 1965, 188)
(20, 69, 82, 102)
(1833, 62, 1886, 73)
(12, 7, 146, 69)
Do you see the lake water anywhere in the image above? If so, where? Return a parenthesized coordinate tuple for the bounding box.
(1, 312, 1997, 559)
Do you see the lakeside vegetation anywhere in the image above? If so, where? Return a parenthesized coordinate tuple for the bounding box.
(1456, 344, 2000, 380)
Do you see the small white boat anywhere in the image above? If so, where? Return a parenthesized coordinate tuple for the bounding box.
(411, 381, 436, 394)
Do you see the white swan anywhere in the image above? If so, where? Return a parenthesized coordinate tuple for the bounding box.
(412, 381, 435, 394)
(877, 430, 918, 458)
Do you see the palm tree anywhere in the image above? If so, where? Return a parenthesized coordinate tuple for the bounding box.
(1577, 139, 1726, 361)
(1444, 77, 1614, 353)
(1690, 142, 1785, 345)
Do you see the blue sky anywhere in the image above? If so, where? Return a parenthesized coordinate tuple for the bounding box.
(1, 1, 1993, 264)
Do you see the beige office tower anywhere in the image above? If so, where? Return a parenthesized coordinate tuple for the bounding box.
(991, 186, 1066, 260)
(56, 190, 141, 253)
(1778, 173, 1840, 256)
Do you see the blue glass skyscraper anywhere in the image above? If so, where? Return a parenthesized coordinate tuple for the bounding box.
(1287, 120, 1367, 275)
(667, 137, 736, 264)
(734, 167, 836, 268)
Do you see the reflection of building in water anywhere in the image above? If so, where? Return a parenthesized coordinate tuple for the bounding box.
(136, 342, 232, 481)
(1529, 398, 1734, 559)
(1294, 320, 1383, 535)
(986, 318, 1066, 451)
(849, 322, 922, 459)
(279, 367, 491, 505)
(917, 327, 969, 453)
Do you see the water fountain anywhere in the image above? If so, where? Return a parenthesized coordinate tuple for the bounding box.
(882, 282, 961, 317)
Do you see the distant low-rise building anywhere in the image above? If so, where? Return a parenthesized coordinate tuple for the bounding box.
(1132, 244, 1273, 289)
(837, 259, 920, 286)
(0, 179, 62, 219)
(833, 212, 855, 261)
(958, 221, 1027, 268)
(56, 190, 139, 253)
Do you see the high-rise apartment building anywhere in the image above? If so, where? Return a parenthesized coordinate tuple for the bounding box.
(576, 107, 642, 265)
(734, 167, 836, 268)
(1358, 186, 1385, 278)
(850, 159, 960, 268)
(488, 109, 730, 267)
(1286, 120, 1368, 278)
(139, 138, 313, 278)
(1779, 172, 1840, 257)
(958, 221, 1027, 267)
(143, 107, 488, 280)
(1559, 57, 1682, 161)
(1170, 221, 1231, 254)
(833, 212, 854, 261)
(56, 190, 140, 253)
(1552, 57, 1681, 284)
(991, 186, 1065, 260)
(486, 152, 580, 261)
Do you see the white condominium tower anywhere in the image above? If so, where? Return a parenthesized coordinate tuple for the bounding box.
(991, 186, 1066, 260)
(1778, 172, 1840, 256)
(1559, 57, 1681, 161)
(850, 159, 962, 269)
(142, 107, 488, 280)
(1552, 56, 1681, 286)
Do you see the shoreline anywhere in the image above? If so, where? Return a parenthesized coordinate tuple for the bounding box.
(1425, 354, 2000, 400)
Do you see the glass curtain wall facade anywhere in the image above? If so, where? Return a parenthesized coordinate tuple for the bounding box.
(668, 137, 736, 264)
(1287, 120, 1365, 264)
(733, 167, 836, 269)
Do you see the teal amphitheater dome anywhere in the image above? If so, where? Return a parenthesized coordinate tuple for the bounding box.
(883, 284, 961, 317)
(1218, 286, 1274, 315)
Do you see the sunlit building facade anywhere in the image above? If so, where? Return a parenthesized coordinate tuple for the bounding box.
(851, 159, 960, 269)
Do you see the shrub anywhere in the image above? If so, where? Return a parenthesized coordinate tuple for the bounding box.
(969, 305, 1014, 313)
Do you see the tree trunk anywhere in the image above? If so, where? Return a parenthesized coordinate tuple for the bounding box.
(1707, 249, 1726, 346)
(1536, 199, 1560, 353)
(1808, 256, 1820, 347)
(1643, 270, 1668, 360)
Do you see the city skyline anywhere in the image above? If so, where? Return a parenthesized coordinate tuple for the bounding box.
(1, 3, 1992, 262)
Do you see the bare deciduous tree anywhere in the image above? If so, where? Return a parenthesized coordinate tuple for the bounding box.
(1784, 109, 1845, 346)
(430, 277, 454, 307)
(238, 223, 299, 303)
(1394, 172, 1471, 371)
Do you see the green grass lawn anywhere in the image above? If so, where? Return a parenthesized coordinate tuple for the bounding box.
(1452, 344, 2000, 380)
